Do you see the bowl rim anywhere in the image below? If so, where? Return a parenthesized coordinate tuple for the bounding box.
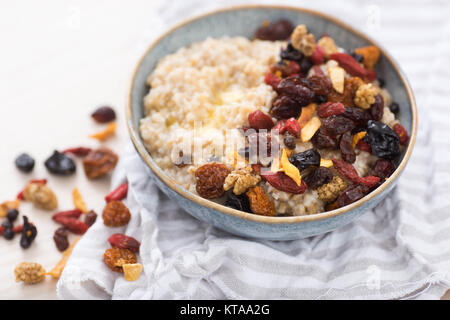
(126, 4, 418, 225)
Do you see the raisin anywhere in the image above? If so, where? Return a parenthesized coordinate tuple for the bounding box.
(369, 94, 384, 121)
(45, 151, 76, 176)
(317, 102, 346, 118)
(15, 153, 35, 173)
(270, 61, 301, 77)
(248, 110, 274, 130)
(389, 102, 400, 114)
(393, 123, 409, 145)
(277, 77, 314, 106)
(82, 147, 119, 179)
(368, 159, 395, 179)
(53, 227, 69, 252)
(7, 209, 19, 223)
(108, 234, 140, 253)
(339, 132, 356, 163)
(280, 42, 304, 62)
(91, 106, 116, 123)
(303, 167, 333, 189)
(224, 192, 251, 213)
(311, 128, 338, 149)
(356, 139, 372, 153)
(262, 171, 307, 194)
(195, 163, 230, 199)
(104, 247, 137, 273)
(299, 58, 313, 76)
(322, 115, 356, 136)
(254, 19, 294, 41)
(283, 133, 296, 149)
(364, 120, 400, 160)
(20, 216, 37, 249)
(246, 186, 275, 216)
(102, 201, 131, 227)
(342, 107, 371, 128)
(305, 75, 333, 96)
(289, 149, 321, 171)
(84, 210, 98, 227)
(270, 96, 301, 120)
(337, 184, 370, 208)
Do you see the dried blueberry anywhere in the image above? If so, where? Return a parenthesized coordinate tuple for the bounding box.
(303, 167, 333, 189)
(280, 42, 304, 62)
(91, 106, 116, 123)
(15, 153, 35, 173)
(225, 192, 251, 213)
(270, 96, 301, 120)
(2, 221, 12, 229)
(283, 133, 296, 150)
(389, 102, 400, 114)
(3, 228, 14, 240)
(364, 120, 400, 160)
(20, 216, 37, 249)
(45, 151, 76, 175)
(7, 209, 19, 223)
(289, 149, 321, 171)
(299, 58, 313, 75)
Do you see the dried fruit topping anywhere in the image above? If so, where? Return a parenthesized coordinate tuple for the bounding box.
(393, 123, 409, 145)
(14, 262, 46, 284)
(305, 75, 333, 96)
(47, 237, 80, 279)
(328, 76, 364, 107)
(320, 158, 333, 168)
(283, 133, 296, 150)
(270, 60, 301, 77)
(311, 45, 325, 65)
(339, 132, 356, 163)
(303, 166, 334, 189)
(270, 96, 301, 120)
(389, 102, 400, 114)
(317, 36, 338, 57)
(102, 201, 131, 227)
(90, 122, 117, 141)
(299, 58, 314, 76)
(223, 167, 261, 195)
(91, 106, 116, 123)
(20, 216, 37, 249)
(52, 209, 83, 221)
(311, 128, 338, 149)
(280, 42, 304, 62)
(246, 186, 275, 216)
(280, 117, 301, 137)
(300, 116, 321, 142)
(254, 19, 294, 41)
(248, 110, 274, 130)
(298, 103, 316, 128)
(82, 147, 119, 179)
(369, 94, 384, 121)
(321, 115, 355, 136)
(276, 77, 314, 106)
(123, 263, 143, 281)
(72, 187, 88, 213)
(195, 163, 230, 199)
(317, 102, 346, 118)
(317, 175, 347, 203)
(105, 183, 129, 202)
(364, 120, 400, 160)
(353, 46, 380, 70)
(291, 24, 315, 56)
(289, 149, 321, 171)
(351, 52, 364, 63)
(359, 175, 381, 188)
(108, 233, 140, 253)
(15, 153, 35, 173)
(368, 159, 396, 179)
(354, 83, 378, 109)
(332, 158, 361, 184)
(342, 106, 371, 128)
(329, 52, 377, 81)
(281, 149, 302, 186)
(352, 131, 367, 148)
(45, 151, 76, 176)
(53, 216, 88, 235)
(337, 184, 370, 207)
(53, 227, 69, 252)
(328, 66, 346, 94)
(264, 72, 282, 90)
(104, 247, 137, 273)
(84, 210, 98, 227)
(262, 171, 307, 194)
(224, 192, 251, 212)
(63, 147, 92, 157)
(23, 182, 58, 211)
(356, 139, 372, 153)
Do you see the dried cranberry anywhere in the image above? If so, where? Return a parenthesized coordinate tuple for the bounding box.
(45, 151, 76, 176)
(337, 184, 370, 207)
(322, 115, 356, 136)
(311, 129, 338, 149)
(339, 132, 356, 163)
(92, 106, 116, 123)
(289, 149, 321, 171)
(303, 167, 333, 189)
(248, 110, 274, 130)
(369, 94, 384, 121)
(15, 153, 35, 173)
(270, 96, 301, 120)
(283, 133, 296, 149)
(280, 42, 304, 62)
(317, 102, 346, 118)
(364, 120, 400, 160)
(368, 159, 395, 179)
(311, 45, 325, 65)
(276, 77, 314, 106)
(224, 192, 251, 213)
(255, 19, 294, 41)
(280, 117, 301, 137)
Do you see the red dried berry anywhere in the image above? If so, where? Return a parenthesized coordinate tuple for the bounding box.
(264, 72, 282, 90)
(261, 171, 307, 194)
(53, 216, 88, 235)
(105, 183, 129, 202)
(280, 117, 301, 138)
(317, 102, 346, 118)
(248, 110, 275, 130)
(311, 45, 325, 65)
(332, 158, 361, 184)
(359, 175, 381, 188)
(337, 184, 370, 207)
(312, 65, 325, 76)
(393, 123, 409, 145)
(91, 106, 116, 123)
(356, 139, 372, 153)
(108, 234, 140, 253)
(52, 209, 83, 221)
(12, 224, 23, 233)
(270, 61, 301, 77)
(329, 53, 377, 81)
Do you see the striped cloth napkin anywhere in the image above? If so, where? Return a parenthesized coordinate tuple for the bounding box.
(57, 0, 450, 299)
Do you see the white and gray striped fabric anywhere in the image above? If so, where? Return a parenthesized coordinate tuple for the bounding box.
(57, 0, 450, 299)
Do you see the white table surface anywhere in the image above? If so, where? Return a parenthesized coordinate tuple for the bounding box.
(1, 0, 448, 300)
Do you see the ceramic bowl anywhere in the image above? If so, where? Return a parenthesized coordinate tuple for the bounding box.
(126, 5, 417, 240)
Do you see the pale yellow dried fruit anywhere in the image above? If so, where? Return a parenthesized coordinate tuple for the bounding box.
(223, 167, 261, 195)
(15, 262, 46, 285)
(23, 183, 58, 211)
(320, 159, 333, 168)
(352, 131, 367, 148)
(291, 24, 315, 56)
(301, 117, 322, 142)
(123, 263, 143, 281)
(328, 66, 346, 94)
(317, 36, 338, 57)
(281, 149, 301, 186)
(72, 187, 88, 213)
(354, 83, 378, 109)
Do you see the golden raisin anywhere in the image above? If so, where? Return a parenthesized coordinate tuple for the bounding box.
(195, 163, 231, 199)
(102, 201, 131, 227)
(104, 247, 137, 273)
(246, 186, 275, 217)
(82, 147, 118, 179)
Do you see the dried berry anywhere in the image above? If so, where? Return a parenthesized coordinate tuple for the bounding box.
(305, 75, 333, 96)
(12, 224, 23, 233)
(246, 186, 275, 216)
(264, 72, 282, 90)
(82, 147, 119, 179)
(369, 94, 384, 121)
(329, 53, 377, 81)
(332, 158, 361, 184)
(45, 151, 76, 176)
(248, 110, 274, 130)
(270, 61, 301, 77)
(14, 262, 46, 284)
(3, 228, 14, 240)
(299, 58, 313, 75)
(270, 96, 301, 120)
(276, 77, 314, 106)
(91, 106, 116, 123)
(53, 227, 69, 252)
(313, 94, 327, 104)
(321, 115, 356, 136)
(20, 216, 37, 249)
(102, 201, 131, 227)
(389, 102, 400, 114)
(280, 117, 301, 137)
(280, 42, 304, 62)
(15, 153, 35, 173)
(364, 120, 400, 160)
(283, 133, 296, 149)
(356, 139, 372, 153)
(311, 128, 338, 149)
(224, 192, 251, 213)
(195, 163, 230, 199)
(368, 159, 395, 179)
(317, 102, 346, 118)
(339, 132, 356, 163)
(84, 210, 98, 227)
(104, 247, 137, 273)
(7, 209, 19, 223)
(311, 45, 325, 65)
(337, 184, 370, 207)
(255, 19, 294, 41)
(108, 234, 140, 253)
(105, 183, 129, 203)
(393, 123, 409, 145)
(52, 209, 82, 221)
(342, 107, 371, 128)
(47, 238, 80, 279)
(303, 167, 333, 189)
(262, 171, 307, 194)
(63, 147, 92, 157)
(359, 175, 381, 188)
(53, 216, 88, 235)
(2, 220, 12, 229)
(289, 149, 321, 171)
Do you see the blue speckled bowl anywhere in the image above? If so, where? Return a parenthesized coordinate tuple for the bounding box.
(126, 5, 417, 240)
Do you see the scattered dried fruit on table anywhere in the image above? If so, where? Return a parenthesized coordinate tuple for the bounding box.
(90, 122, 117, 141)
(45, 151, 76, 176)
(14, 262, 46, 285)
(7, 208, 19, 223)
(317, 102, 346, 118)
(72, 188, 88, 213)
(102, 201, 131, 227)
(364, 120, 400, 160)
(337, 184, 370, 207)
(15, 153, 35, 173)
(53, 227, 69, 252)
(23, 182, 58, 211)
(0, 200, 20, 218)
(393, 123, 409, 145)
(224, 192, 251, 212)
(91, 106, 116, 123)
(52, 209, 82, 221)
(300, 116, 321, 142)
(84, 210, 98, 227)
(123, 263, 143, 281)
(354, 83, 378, 109)
(53, 216, 88, 235)
(19, 216, 37, 249)
(105, 183, 129, 202)
(328, 66, 345, 94)
(246, 186, 275, 216)
(3, 226, 14, 240)
(108, 233, 140, 253)
(223, 167, 261, 195)
(63, 147, 92, 157)
(254, 19, 294, 41)
(289, 148, 321, 171)
(262, 171, 307, 194)
(248, 110, 274, 130)
(195, 163, 230, 199)
(82, 147, 119, 179)
(290, 24, 315, 56)
(104, 247, 137, 273)
(317, 175, 348, 203)
(47, 237, 80, 279)
(303, 166, 334, 189)
(354, 45, 380, 70)
(12, 224, 23, 234)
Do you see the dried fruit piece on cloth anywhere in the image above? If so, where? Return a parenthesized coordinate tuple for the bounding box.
(195, 163, 230, 199)
(23, 182, 58, 211)
(108, 233, 140, 253)
(47, 237, 80, 279)
(105, 183, 129, 202)
(317, 175, 347, 203)
(223, 167, 261, 195)
(83, 147, 119, 179)
(104, 247, 137, 273)
(72, 188, 88, 213)
(123, 263, 143, 281)
(102, 201, 131, 227)
(14, 262, 46, 285)
(246, 186, 275, 217)
(90, 122, 117, 141)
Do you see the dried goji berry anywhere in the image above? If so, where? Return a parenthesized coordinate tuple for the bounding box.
(104, 247, 137, 273)
(262, 171, 307, 194)
(311, 45, 325, 65)
(312, 65, 325, 76)
(332, 158, 360, 184)
(12, 224, 23, 233)
(63, 147, 92, 157)
(359, 175, 381, 188)
(52, 209, 82, 221)
(248, 110, 275, 130)
(53, 216, 88, 235)
(393, 123, 409, 145)
(105, 183, 129, 202)
(330, 53, 377, 81)
(246, 186, 275, 216)
(195, 163, 230, 199)
(270, 61, 301, 77)
(108, 234, 140, 253)
(317, 102, 346, 118)
(102, 201, 131, 227)
(280, 117, 301, 137)
(356, 139, 372, 153)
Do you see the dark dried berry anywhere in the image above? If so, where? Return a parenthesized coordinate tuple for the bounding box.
(45, 151, 76, 176)
(7, 209, 19, 223)
(2, 221, 12, 229)
(270, 61, 300, 78)
(337, 184, 370, 208)
(53, 227, 69, 252)
(270, 96, 301, 120)
(369, 94, 384, 121)
(389, 102, 400, 114)
(364, 120, 400, 160)
(311, 129, 338, 149)
(255, 19, 294, 41)
(280, 42, 304, 62)
(84, 210, 98, 227)
(15, 153, 35, 173)
(20, 216, 37, 249)
(393, 123, 409, 145)
(342, 107, 371, 128)
(322, 115, 356, 136)
(351, 52, 364, 63)
(276, 77, 314, 106)
(224, 192, 251, 213)
(313, 94, 327, 104)
(340, 132, 356, 163)
(299, 58, 313, 75)
(283, 133, 296, 150)
(91, 106, 116, 123)
(108, 234, 140, 253)
(3, 228, 14, 240)
(305, 75, 333, 96)
(54, 227, 68, 238)
(303, 167, 333, 189)
(317, 102, 346, 118)
(289, 149, 321, 171)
